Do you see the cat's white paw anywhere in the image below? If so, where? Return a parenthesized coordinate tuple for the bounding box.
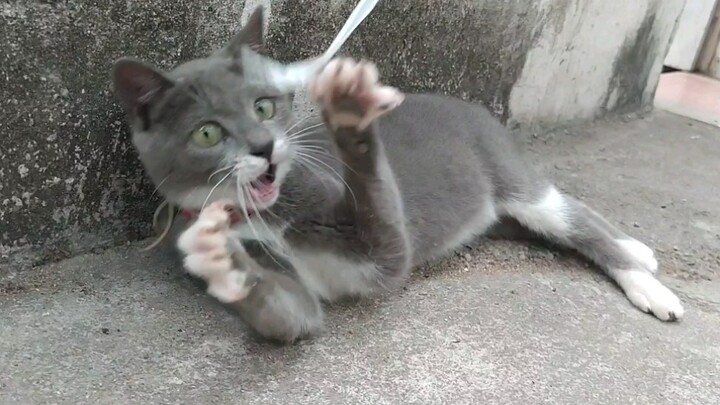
(206, 269, 252, 304)
(177, 200, 233, 278)
(616, 239, 658, 274)
(310, 58, 404, 130)
(177, 200, 252, 303)
(612, 270, 684, 321)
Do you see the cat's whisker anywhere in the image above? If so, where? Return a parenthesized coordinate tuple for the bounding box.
(283, 113, 314, 136)
(287, 133, 325, 147)
(292, 156, 333, 196)
(202, 170, 234, 210)
(235, 176, 247, 211)
(244, 186, 289, 253)
(263, 206, 284, 221)
(235, 178, 257, 238)
(273, 199, 296, 208)
(288, 121, 324, 135)
(295, 151, 358, 209)
(264, 206, 302, 240)
(287, 122, 325, 139)
(263, 206, 296, 233)
(207, 165, 234, 182)
(288, 137, 331, 144)
(239, 184, 288, 269)
(235, 180, 280, 266)
(151, 174, 171, 198)
(235, 180, 263, 243)
(287, 131, 324, 142)
(293, 144, 358, 175)
(140, 200, 176, 252)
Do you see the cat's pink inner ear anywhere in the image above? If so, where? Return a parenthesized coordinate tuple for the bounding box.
(113, 59, 173, 110)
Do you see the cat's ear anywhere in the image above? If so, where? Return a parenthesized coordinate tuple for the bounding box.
(112, 58, 174, 113)
(226, 6, 265, 57)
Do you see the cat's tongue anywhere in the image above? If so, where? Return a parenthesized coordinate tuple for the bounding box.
(253, 180, 274, 196)
(250, 176, 277, 202)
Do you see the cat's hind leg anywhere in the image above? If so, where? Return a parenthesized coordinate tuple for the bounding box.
(498, 186, 684, 321)
(178, 201, 323, 342)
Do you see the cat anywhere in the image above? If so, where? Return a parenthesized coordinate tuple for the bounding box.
(112, 7, 684, 342)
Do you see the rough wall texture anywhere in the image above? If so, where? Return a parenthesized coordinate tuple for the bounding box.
(0, 0, 684, 266)
(0, 0, 245, 267)
(268, 0, 544, 122)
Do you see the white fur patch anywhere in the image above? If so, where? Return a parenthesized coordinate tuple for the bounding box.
(616, 239, 658, 274)
(500, 187, 570, 237)
(289, 248, 380, 301)
(610, 269, 684, 321)
(207, 270, 251, 303)
(178, 204, 233, 279)
(233, 155, 268, 184)
(272, 138, 290, 164)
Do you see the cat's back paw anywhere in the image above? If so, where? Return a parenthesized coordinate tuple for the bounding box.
(613, 270, 684, 321)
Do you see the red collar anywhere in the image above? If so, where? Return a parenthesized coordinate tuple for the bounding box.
(181, 209, 246, 225)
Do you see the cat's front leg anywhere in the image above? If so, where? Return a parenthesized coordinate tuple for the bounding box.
(310, 59, 404, 151)
(177, 201, 255, 303)
(177, 201, 323, 342)
(309, 58, 412, 285)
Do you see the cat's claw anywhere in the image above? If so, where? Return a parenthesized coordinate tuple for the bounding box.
(177, 200, 253, 303)
(310, 58, 404, 131)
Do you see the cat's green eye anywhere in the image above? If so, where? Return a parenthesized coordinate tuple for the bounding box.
(191, 123, 223, 148)
(254, 98, 276, 121)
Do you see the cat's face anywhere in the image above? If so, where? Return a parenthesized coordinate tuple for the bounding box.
(112, 8, 294, 214)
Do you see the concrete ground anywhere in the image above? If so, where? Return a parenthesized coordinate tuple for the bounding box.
(1, 111, 719, 404)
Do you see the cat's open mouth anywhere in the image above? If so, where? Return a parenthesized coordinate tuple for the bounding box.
(248, 164, 278, 206)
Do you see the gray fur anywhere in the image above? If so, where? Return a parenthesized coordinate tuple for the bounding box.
(112, 7, 681, 342)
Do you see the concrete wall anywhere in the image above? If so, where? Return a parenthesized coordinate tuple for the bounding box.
(664, 0, 716, 71)
(0, 0, 684, 267)
(266, 0, 684, 127)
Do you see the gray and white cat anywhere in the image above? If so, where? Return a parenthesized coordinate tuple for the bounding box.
(113, 7, 683, 342)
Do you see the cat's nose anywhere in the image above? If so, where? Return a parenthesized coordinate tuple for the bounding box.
(249, 141, 274, 162)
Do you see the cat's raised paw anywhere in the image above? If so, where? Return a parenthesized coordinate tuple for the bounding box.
(177, 200, 252, 303)
(177, 200, 233, 263)
(310, 58, 404, 131)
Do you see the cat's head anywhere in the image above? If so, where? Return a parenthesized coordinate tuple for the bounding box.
(112, 7, 294, 215)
